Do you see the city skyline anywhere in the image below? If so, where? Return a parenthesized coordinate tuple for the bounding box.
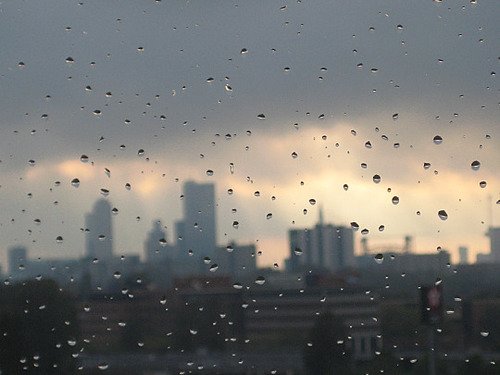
(5, 180, 499, 277)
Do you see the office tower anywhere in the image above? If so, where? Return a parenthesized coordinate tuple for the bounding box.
(287, 219, 354, 273)
(8, 246, 28, 276)
(85, 199, 113, 261)
(488, 227, 500, 262)
(181, 181, 217, 258)
(459, 246, 469, 264)
(144, 220, 168, 263)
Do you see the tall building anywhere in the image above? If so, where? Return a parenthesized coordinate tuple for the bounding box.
(144, 220, 168, 263)
(488, 227, 500, 262)
(287, 214, 354, 273)
(180, 181, 217, 259)
(8, 245, 28, 277)
(85, 199, 113, 261)
(459, 246, 469, 264)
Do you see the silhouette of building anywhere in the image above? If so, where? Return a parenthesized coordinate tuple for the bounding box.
(8, 245, 27, 278)
(85, 199, 113, 261)
(488, 227, 500, 262)
(144, 220, 169, 263)
(211, 242, 257, 279)
(175, 181, 217, 274)
(286, 211, 354, 273)
(459, 246, 469, 264)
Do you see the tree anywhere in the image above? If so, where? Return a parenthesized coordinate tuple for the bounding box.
(304, 311, 351, 375)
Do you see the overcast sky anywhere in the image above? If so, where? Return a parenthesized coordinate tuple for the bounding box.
(0, 0, 498, 269)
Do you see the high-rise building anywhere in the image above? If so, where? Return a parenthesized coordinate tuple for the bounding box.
(8, 245, 28, 277)
(287, 215, 354, 273)
(85, 199, 113, 261)
(459, 246, 469, 264)
(181, 181, 217, 259)
(488, 227, 500, 262)
(144, 220, 168, 263)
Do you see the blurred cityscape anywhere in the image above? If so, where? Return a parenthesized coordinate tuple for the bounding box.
(2, 181, 500, 374)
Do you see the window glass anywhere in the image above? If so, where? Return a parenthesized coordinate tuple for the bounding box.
(0, 0, 498, 374)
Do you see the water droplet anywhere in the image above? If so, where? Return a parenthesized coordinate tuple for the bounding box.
(396, 24, 404, 31)
(361, 228, 369, 235)
(240, 48, 248, 54)
(294, 247, 303, 256)
(113, 271, 121, 279)
(471, 160, 481, 171)
(392, 196, 399, 205)
(480, 331, 490, 337)
(266, 213, 273, 219)
(343, 184, 349, 191)
(97, 363, 109, 370)
(100, 188, 110, 196)
(209, 264, 219, 272)
(365, 141, 372, 148)
(159, 238, 167, 246)
(71, 178, 80, 188)
(433, 135, 443, 144)
(255, 276, 266, 285)
(65, 57, 74, 64)
(373, 174, 381, 183)
(137, 149, 145, 156)
(423, 162, 431, 170)
(56, 236, 63, 243)
(232, 221, 239, 229)
(291, 152, 298, 159)
(233, 282, 243, 289)
(80, 155, 89, 163)
(351, 222, 360, 231)
(206, 169, 214, 176)
(257, 113, 266, 120)
(224, 84, 232, 92)
(93, 109, 102, 116)
(111, 208, 119, 215)
(309, 199, 316, 205)
(125, 183, 131, 190)
(206, 77, 214, 83)
(438, 210, 448, 220)
(479, 180, 487, 188)
(374, 254, 384, 264)
(378, 225, 385, 232)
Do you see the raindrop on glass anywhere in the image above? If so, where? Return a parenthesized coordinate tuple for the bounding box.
(433, 135, 443, 145)
(438, 210, 448, 220)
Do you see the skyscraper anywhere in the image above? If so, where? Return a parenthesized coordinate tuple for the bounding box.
(85, 199, 113, 261)
(144, 220, 168, 263)
(8, 245, 27, 277)
(488, 227, 500, 262)
(287, 214, 354, 273)
(181, 181, 217, 259)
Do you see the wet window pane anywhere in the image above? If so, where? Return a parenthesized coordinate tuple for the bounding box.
(0, 0, 498, 374)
